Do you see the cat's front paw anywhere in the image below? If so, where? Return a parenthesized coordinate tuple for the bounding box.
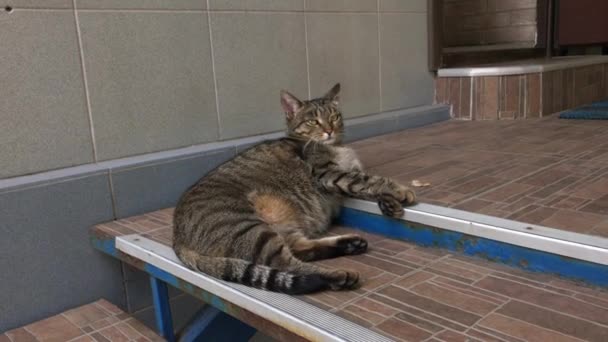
(394, 184, 416, 206)
(378, 195, 404, 218)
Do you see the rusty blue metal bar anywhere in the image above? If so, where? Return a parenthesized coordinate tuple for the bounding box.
(150, 276, 176, 342)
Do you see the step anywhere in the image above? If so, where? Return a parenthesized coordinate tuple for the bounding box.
(1, 300, 163, 342)
(92, 208, 608, 342)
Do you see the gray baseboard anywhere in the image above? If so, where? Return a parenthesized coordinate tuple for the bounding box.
(0, 104, 448, 332)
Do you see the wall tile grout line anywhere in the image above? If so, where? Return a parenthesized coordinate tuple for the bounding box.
(66, 8, 427, 14)
(303, 0, 311, 99)
(72, 0, 98, 162)
(206, 0, 223, 140)
(377, 0, 383, 112)
(107, 171, 119, 220)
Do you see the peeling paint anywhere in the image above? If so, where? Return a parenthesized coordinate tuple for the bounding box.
(337, 207, 608, 287)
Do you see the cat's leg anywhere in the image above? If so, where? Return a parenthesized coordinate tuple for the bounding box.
(315, 168, 416, 217)
(263, 235, 362, 290)
(286, 233, 368, 261)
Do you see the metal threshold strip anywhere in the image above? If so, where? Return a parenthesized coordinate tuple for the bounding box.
(116, 235, 394, 342)
(338, 199, 608, 288)
(343, 199, 608, 266)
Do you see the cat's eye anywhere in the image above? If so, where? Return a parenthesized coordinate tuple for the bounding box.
(329, 114, 340, 122)
(306, 120, 318, 126)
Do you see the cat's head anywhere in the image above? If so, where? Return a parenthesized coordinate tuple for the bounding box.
(280, 83, 343, 145)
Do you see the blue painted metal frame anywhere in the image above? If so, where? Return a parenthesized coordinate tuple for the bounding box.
(91, 235, 257, 341)
(179, 306, 222, 342)
(180, 306, 256, 342)
(337, 207, 608, 287)
(150, 277, 176, 342)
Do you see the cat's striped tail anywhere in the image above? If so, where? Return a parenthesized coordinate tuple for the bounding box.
(175, 249, 330, 294)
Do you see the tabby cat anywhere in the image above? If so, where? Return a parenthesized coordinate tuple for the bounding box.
(173, 83, 416, 294)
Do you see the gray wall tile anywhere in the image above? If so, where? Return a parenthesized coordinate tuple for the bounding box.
(209, 0, 304, 11)
(0, 173, 123, 332)
(78, 12, 217, 161)
(211, 12, 308, 139)
(76, 0, 206, 10)
(0, 10, 94, 179)
(9, 0, 72, 8)
(307, 13, 380, 118)
(111, 148, 235, 218)
(306, 0, 376, 12)
(380, 0, 426, 12)
(395, 105, 450, 130)
(122, 264, 183, 313)
(380, 13, 434, 111)
(344, 117, 398, 143)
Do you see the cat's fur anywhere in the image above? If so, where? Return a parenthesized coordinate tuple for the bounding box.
(173, 83, 416, 294)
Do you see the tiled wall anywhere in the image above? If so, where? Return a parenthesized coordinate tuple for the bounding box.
(443, 0, 537, 47)
(0, 0, 432, 179)
(436, 63, 608, 119)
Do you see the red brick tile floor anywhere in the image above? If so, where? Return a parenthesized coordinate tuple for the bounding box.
(350, 116, 608, 238)
(1, 299, 163, 342)
(93, 209, 608, 342)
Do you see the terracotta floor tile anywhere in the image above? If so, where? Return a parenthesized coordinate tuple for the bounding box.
(351, 297, 398, 317)
(580, 193, 608, 215)
(473, 326, 525, 342)
(476, 276, 608, 326)
(342, 305, 385, 325)
(513, 206, 557, 224)
(63, 303, 110, 328)
(540, 209, 603, 232)
(479, 313, 582, 342)
(360, 272, 398, 291)
(571, 177, 608, 200)
(95, 300, 122, 316)
(409, 282, 498, 316)
(497, 301, 608, 341)
(90, 332, 110, 342)
(334, 310, 374, 328)
(430, 277, 508, 305)
(368, 293, 468, 332)
(465, 328, 512, 342)
(394, 271, 435, 289)
(590, 220, 608, 237)
(434, 329, 470, 342)
(25, 315, 82, 342)
(551, 196, 589, 210)
(377, 286, 482, 327)
(5, 328, 38, 342)
(0, 335, 11, 342)
(124, 319, 163, 342)
(348, 254, 414, 275)
(479, 183, 535, 202)
(371, 239, 412, 255)
(99, 326, 130, 342)
(376, 317, 432, 342)
(453, 198, 494, 211)
(450, 176, 505, 195)
(429, 261, 485, 282)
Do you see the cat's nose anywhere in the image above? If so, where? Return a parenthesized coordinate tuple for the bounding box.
(325, 129, 333, 136)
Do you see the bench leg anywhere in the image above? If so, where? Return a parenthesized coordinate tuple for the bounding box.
(150, 276, 176, 342)
(178, 305, 257, 342)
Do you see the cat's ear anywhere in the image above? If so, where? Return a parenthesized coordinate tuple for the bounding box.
(280, 90, 303, 120)
(323, 83, 341, 105)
